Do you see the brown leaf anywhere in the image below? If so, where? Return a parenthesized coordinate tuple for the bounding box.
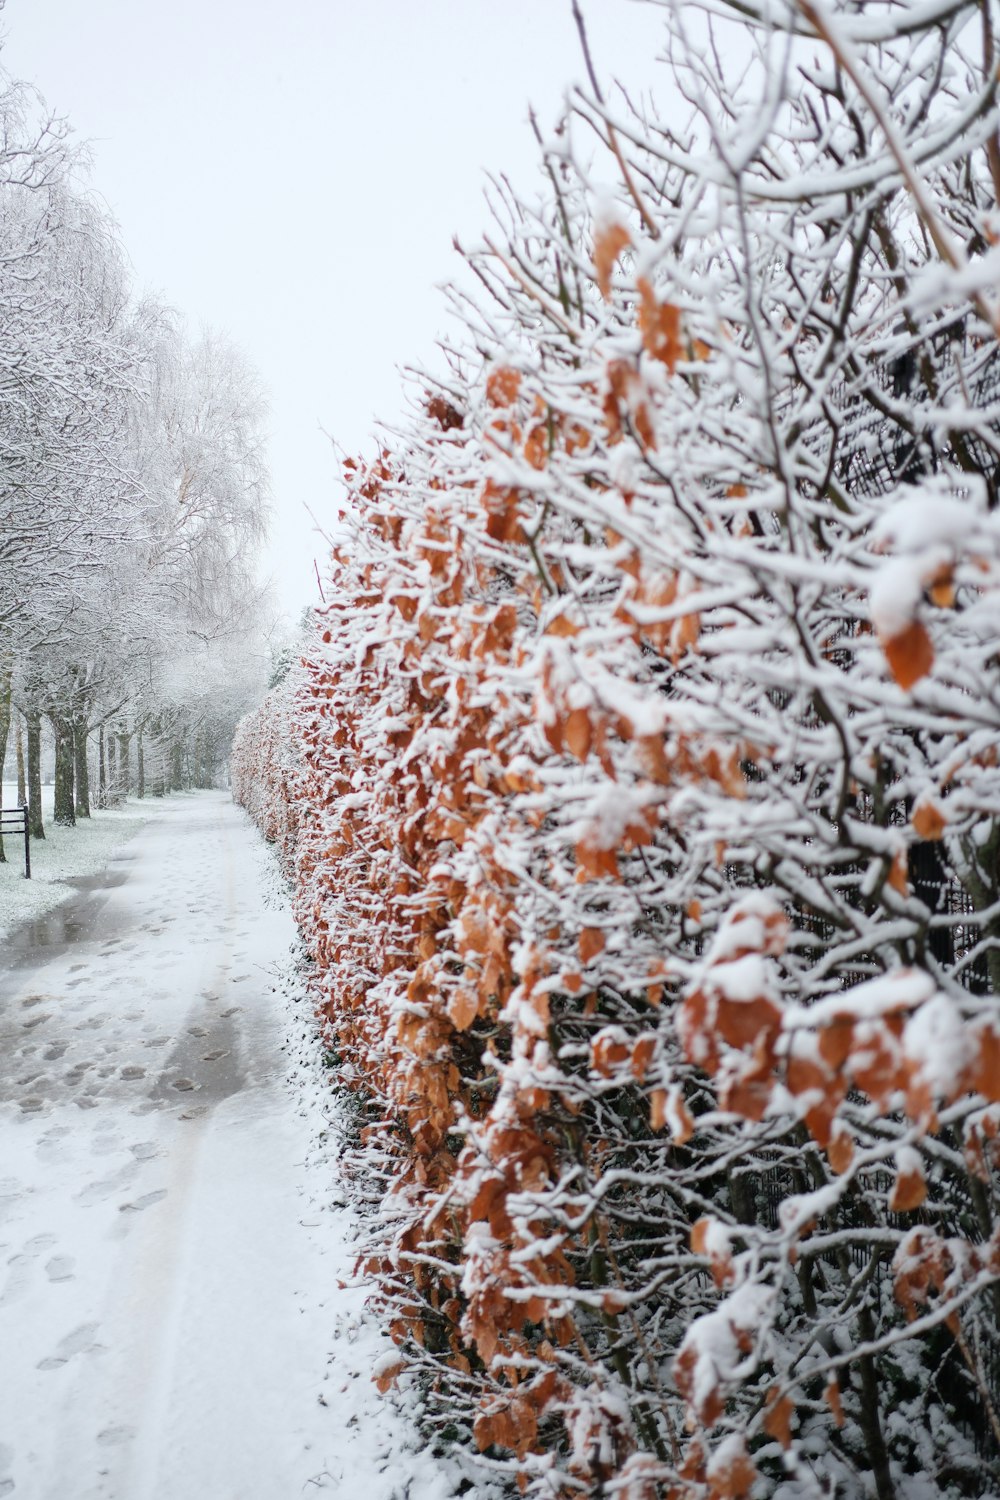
(707, 1438, 756, 1499)
(763, 1388, 795, 1450)
(827, 1123, 855, 1175)
(375, 1358, 406, 1393)
(448, 987, 479, 1031)
(565, 707, 593, 761)
(594, 221, 631, 299)
(883, 620, 933, 690)
(912, 797, 946, 841)
(637, 277, 683, 371)
(825, 1374, 845, 1428)
(890, 1160, 927, 1212)
(579, 927, 606, 963)
(486, 366, 522, 407)
(888, 849, 909, 897)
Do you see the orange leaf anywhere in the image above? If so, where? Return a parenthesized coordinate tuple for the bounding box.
(565, 707, 593, 761)
(631, 1035, 656, 1081)
(594, 221, 631, 299)
(827, 1123, 855, 1175)
(763, 1388, 794, 1450)
(927, 562, 955, 608)
(691, 1217, 712, 1255)
(486, 366, 522, 407)
(912, 797, 946, 841)
(890, 1159, 927, 1212)
(637, 277, 683, 371)
(971, 1025, 1000, 1101)
(888, 849, 909, 897)
(375, 1358, 406, 1393)
(579, 927, 606, 963)
(883, 620, 933, 690)
(707, 1438, 756, 1500)
(825, 1374, 844, 1428)
(448, 987, 479, 1031)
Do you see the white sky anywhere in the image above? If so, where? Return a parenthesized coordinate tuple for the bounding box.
(0, 0, 665, 624)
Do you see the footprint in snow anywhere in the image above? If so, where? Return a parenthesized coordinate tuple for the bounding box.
(118, 1190, 166, 1214)
(97, 1425, 136, 1447)
(18, 1097, 46, 1114)
(76, 1163, 139, 1206)
(171, 1078, 200, 1092)
(37, 1320, 102, 1369)
(0, 1235, 55, 1306)
(129, 1141, 159, 1161)
(45, 1255, 75, 1283)
(186, 1026, 208, 1037)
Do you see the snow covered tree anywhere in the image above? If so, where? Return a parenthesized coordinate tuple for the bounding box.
(0, 59, 275, 829)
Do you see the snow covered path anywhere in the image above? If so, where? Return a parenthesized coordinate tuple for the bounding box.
(0, 793, 450, 1500)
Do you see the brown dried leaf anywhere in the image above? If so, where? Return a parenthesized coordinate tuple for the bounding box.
(763, 1388, 795, 1450)
(883, 620, 934, 690)
(594, 221, 631, 299)
(912, 797, 947, 841)
(890, 1160, 927, 1213)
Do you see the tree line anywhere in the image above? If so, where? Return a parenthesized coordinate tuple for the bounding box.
(0, 65, 273, 854)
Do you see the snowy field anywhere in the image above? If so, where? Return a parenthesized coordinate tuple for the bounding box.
(0, 783, 146, 943)
(0, 792, 468, 1500)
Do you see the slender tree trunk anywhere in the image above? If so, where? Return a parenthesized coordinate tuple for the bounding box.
(171, 740, 184, 792)
(118, 731, 130, 797)
(15, 711, 26, 807)
(26, 711, 44, 839)
(107, 733, 117, 804)
(0, 668, 11, 863)
(52, 716, 75, 826)
(98, 725, 106, 809)
(73, 717, 91, 818)
(137, 726, 145, 799)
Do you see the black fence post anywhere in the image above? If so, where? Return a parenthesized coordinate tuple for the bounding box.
(22, 804, 30, 880)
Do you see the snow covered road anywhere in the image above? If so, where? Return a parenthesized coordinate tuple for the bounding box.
(0, 792, 451, 1500)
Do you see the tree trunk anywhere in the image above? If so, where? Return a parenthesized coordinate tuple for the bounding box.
(0, 668, 11, 862)
(171, 740, 184, 792)
(15, 711, 26, 807)
(137, 726, 145, 799)
(26, 711, 44, 839)
(73, 717, 90, 818)
(118, 730, 130, 797)
(107, 733, 117, 804)
(52, 716, 75, 826)
(98, 725, 106, 809)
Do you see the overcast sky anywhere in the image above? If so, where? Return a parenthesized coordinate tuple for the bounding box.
(0, 0, 664, 624)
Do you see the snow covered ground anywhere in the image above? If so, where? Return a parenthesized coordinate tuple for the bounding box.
(0, 791, 465, 1500)
(0, 782, 146, 943)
